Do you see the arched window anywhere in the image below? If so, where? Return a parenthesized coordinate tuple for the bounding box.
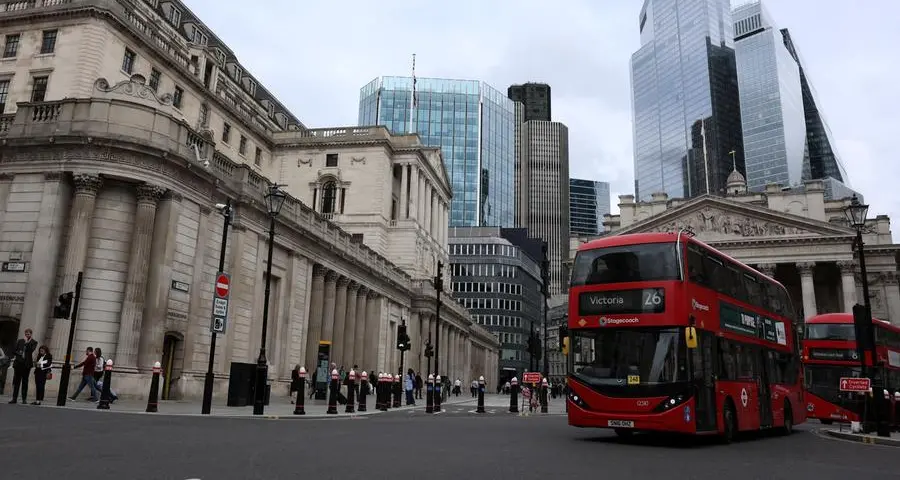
(321, 181, 337, 214)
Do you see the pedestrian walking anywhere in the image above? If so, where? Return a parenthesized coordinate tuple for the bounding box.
(70, 347, 99, 402)
(405, 368, 416, 405)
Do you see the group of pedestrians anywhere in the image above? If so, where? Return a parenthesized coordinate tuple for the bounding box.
(1, 327, 109, 405)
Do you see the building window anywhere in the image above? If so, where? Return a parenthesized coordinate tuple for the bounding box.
(121, 48, 136, 74)
(351, 233, 364, 243)
(246, 79, 256, 95)
(172, 86, 183, 108)
(148, 68, 161, 91)
(254, 147, 262, 166)
(3, 34, 20, 58)
(325, 153, 338, 167)
(0, 79, 9, 112)
(31, 76, 48, 102)
(191, 26, 208, 45)
(321, 181, 337, 214)
(238, 136, 247, 155)
(221, 123, 231, 143)
(40, 30, 57, 54)
(168, 7, 182, 26)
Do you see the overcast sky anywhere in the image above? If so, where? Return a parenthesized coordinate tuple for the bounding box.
(187, 0, 899, 236)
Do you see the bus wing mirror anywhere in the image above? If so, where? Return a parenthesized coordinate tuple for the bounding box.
(685, 326, 698, 349)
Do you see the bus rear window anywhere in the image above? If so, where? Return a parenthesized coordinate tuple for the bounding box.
(806, 323, 856, 341)
(570, 243, 680, 286)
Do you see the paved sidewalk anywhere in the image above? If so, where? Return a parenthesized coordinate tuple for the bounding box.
(27, 393, 478, 419)
(823, 428, 900, 447)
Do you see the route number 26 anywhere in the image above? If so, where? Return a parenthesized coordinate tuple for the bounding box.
(643, 290, 663, 307)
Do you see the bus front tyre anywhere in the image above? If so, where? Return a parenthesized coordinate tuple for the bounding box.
(780, 401, 793, 436)
(722, 403, 737, 444)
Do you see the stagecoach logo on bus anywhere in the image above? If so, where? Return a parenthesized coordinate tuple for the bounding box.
(691, 299, 710, 311)
(597, 316, 640, 327)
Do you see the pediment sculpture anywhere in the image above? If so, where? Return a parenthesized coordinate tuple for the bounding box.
(650, 206, 809, 238)
(94, 74, 174, 106)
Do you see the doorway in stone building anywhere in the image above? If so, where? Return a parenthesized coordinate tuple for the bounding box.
(0, 317, 19, 356)
(161, 332, 183, 400)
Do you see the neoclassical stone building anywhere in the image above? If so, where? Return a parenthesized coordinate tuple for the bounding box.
(571, 171, 900, 324)
(0, 0, 498, 398)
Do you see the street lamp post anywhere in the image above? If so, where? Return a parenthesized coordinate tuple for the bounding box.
(433, 261, 443, 378)
(541, 241, 550, 378)
(202, 199, 232, 415)
(252, 184, 287, 416)
(844, 194, 889, 437)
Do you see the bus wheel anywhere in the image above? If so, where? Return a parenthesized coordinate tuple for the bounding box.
(780, 401, 793, 436)
(722, 403, 737, 444)
(614, 428, 633, 438)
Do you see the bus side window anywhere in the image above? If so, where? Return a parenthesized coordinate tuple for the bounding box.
(743, 273, 761, 309)
(717, 338, 737, 380)
(687, 245, 707, 285)
(704, 255, 726, 295)
(726, 266, 744, 301)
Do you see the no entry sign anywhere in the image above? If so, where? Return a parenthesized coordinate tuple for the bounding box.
(210, 272, 230, 334)
(215, 273, 230, 298)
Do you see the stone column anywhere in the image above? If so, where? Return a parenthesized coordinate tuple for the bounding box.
(138, 191, 182, 370)
(21, 172, 68, 344)
(352, 286, 368, 368)
(115, 183, 166, 370)
(797, 262, 817, 319)
(364, 291, 380, 369)
(424, 183, 432, 234)
(400, 164, 409, 219)
(409, 166, 419, 220)
(756, 263, 777, 279)
(182, 206, 212, 374)
(419, 175, 426, 227)
(429, 190, 436, 237)
(837, 261, 858, 312)
(304, 265, 326, 372)
(331, 276, 350, 366)
(441, 322, 449, 377)
(51, 174, 102, 360)
(343, 281, 359, 367)
(884, 273, 900, 325)
(320, 271, 339, 360)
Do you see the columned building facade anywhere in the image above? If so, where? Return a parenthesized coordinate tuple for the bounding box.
(0, 0, 498, 398)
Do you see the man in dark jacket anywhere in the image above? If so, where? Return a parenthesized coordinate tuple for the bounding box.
(9, 327, 37, 404)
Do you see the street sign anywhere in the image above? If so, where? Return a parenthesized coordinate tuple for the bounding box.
(523, 372, 542, 384)
(210, 272, 230, 334)
(839, 377, 871, 392)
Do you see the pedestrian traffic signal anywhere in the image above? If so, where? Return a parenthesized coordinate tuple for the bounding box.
(424, 341, 434, 358)
(53, 292, 74, 319)
(558, 325, 568, 351)
(434, 261, 444, 290)
(396, 325, 411, 351)
(562, 337, 569, 356)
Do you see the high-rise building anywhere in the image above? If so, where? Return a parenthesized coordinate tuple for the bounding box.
(630, 0, 744, 201)
(449, 227, 544, 385)
(569, 179, 610, 236)
(507, 83, 551, 122)
(358, 77, 516, 228)
(779, 29, 850, 187)
(519, 121, 570, 295)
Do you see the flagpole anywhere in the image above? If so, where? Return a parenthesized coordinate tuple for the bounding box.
(408, 53, 416, 135)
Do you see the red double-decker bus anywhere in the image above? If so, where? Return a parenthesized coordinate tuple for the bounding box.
(802, 312, 900, 425)
(566, 232, 805, 442)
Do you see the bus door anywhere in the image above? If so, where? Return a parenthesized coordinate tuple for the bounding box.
(693, 332, 718, 432)
(757, 349, 773, 428)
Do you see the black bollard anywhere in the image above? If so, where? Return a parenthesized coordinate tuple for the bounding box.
(375, 373, 384, 411)
(509, 377, 519, 414)
(540, 378, 549, 414)
(392, 374, 401, 408)
(326, 368, 339, 415)
(145, 361, 161, 413)
(345, 370, 357, 413)
(293, 367, 307, 415)
(434, 375, 442, 413)
(426, 374, 434, 414)
(358, 371, 368, 412)
(97, 359, 114, 410)
(476, 375, 486, 413)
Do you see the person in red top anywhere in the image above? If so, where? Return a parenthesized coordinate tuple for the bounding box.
(70, 346, 98, 402)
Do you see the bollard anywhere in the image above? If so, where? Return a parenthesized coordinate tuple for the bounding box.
(392, 374, 401, 408)
(345, 369, 357, 413)
(476, 375, 486, 413)
(358, 371, 369, 412)
(426, 374, 435, 414)
(293, 367, 307, 415)
(326, 368, 339, 415)
(434, 375, 442, 413)
(97, 359, 114, 410)
(509, 377, 519, 414)
(540, 377, 549, 414)
(375, 373, 385, 411)
(145, 361, 162, 413)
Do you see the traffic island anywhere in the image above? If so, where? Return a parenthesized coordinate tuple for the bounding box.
(823, 429, 900, 447)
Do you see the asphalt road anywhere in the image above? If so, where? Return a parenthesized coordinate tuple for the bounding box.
(2, 403, 896, 480)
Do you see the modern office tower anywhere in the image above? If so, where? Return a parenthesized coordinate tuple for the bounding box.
(507, 83, 551, 122)
(359, 77, 516, 228)
(630, 0, 744, 201)
(519, 121, 570, 295)
(449, 227, 544, 384)
(779, 28, 851, 187)
(569, 179, 611, 236)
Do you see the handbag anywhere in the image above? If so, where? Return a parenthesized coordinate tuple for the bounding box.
(47, 372, 53, 380)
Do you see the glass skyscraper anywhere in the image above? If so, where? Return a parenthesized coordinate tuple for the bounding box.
(569, 179, 610, 236)
(733, 1, 806, 191)
(358, 77, 516, 227)
(630, 0, 744, 201)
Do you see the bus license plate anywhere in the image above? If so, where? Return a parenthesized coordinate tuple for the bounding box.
(607, 420, 634, 428)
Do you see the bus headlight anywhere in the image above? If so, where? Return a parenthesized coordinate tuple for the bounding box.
(653, 393, 689, 412)
(568, 392, 589, 410)
(807, 403, 815, 412)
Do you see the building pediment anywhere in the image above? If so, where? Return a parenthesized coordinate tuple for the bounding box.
(617, 196, 855, 242)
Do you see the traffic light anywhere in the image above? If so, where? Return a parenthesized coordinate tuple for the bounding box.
(562, 337, 569, 356)
(424, 342, 434, 358)
(558, 325, 568, 352)
(396, 324, 411, 351)
(53, 292, 74, 319)
(434, 261, 444, 291)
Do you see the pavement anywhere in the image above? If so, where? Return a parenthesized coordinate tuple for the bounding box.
(822, 424, 900, 447)
(3, 401, 899, 480)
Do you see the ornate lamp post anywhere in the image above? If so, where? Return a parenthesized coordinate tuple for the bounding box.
(253, 184, 287, 416)
(845, 195, 871, 318)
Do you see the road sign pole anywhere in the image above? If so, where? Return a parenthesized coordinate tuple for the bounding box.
(203, 201, 231, 415)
